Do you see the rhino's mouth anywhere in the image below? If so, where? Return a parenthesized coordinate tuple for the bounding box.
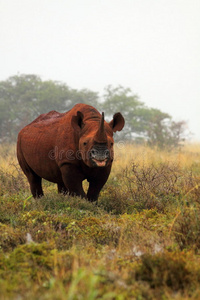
(91, 158, 108, 167)
(89, 146, 110, 167)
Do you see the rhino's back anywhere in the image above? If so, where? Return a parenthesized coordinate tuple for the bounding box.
(17, 104, 101, 177)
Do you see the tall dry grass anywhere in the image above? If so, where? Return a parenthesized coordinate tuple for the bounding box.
(1, 142, 200, 193)
(113, 142, 200, 172)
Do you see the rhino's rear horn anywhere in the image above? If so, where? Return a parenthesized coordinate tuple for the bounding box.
(94, 112, 107, 143)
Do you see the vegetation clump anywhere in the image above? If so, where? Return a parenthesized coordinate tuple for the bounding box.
(134, 251, 200, 291)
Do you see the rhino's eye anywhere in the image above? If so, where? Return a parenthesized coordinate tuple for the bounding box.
(83, 142, 87, 146)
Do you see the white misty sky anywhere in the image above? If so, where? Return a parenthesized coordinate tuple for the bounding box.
(0, 0, 200, 140)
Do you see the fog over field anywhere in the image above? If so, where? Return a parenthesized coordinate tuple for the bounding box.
(0, 0, 200, 139)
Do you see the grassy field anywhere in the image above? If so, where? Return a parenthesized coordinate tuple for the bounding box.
(1, 142, 200, 299)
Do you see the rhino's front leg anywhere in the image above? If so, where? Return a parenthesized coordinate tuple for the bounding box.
(87, 167, 111, 202)
(60, 164, 86, 198)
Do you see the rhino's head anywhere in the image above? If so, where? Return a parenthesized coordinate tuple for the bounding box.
(72, 111, 125, 167)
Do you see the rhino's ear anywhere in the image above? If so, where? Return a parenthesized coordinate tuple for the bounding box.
(71, 111, 84, 132)
(109, 112, 125, 132)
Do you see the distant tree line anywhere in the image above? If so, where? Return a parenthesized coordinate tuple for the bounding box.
(0, 74, 189, 149)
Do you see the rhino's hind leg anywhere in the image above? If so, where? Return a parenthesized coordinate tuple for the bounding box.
(17, 144, 44, 198)
(28, 172, 44, 198)
(20, 162, 43, 198)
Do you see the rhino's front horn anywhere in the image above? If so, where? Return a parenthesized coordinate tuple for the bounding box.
(94, 112, 107, 143)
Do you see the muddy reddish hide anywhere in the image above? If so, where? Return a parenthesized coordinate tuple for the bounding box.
(17, 104, 125, 201)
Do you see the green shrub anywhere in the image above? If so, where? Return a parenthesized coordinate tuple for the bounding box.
(172, 207, 200, 251)
(133, 251, 200, 291)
